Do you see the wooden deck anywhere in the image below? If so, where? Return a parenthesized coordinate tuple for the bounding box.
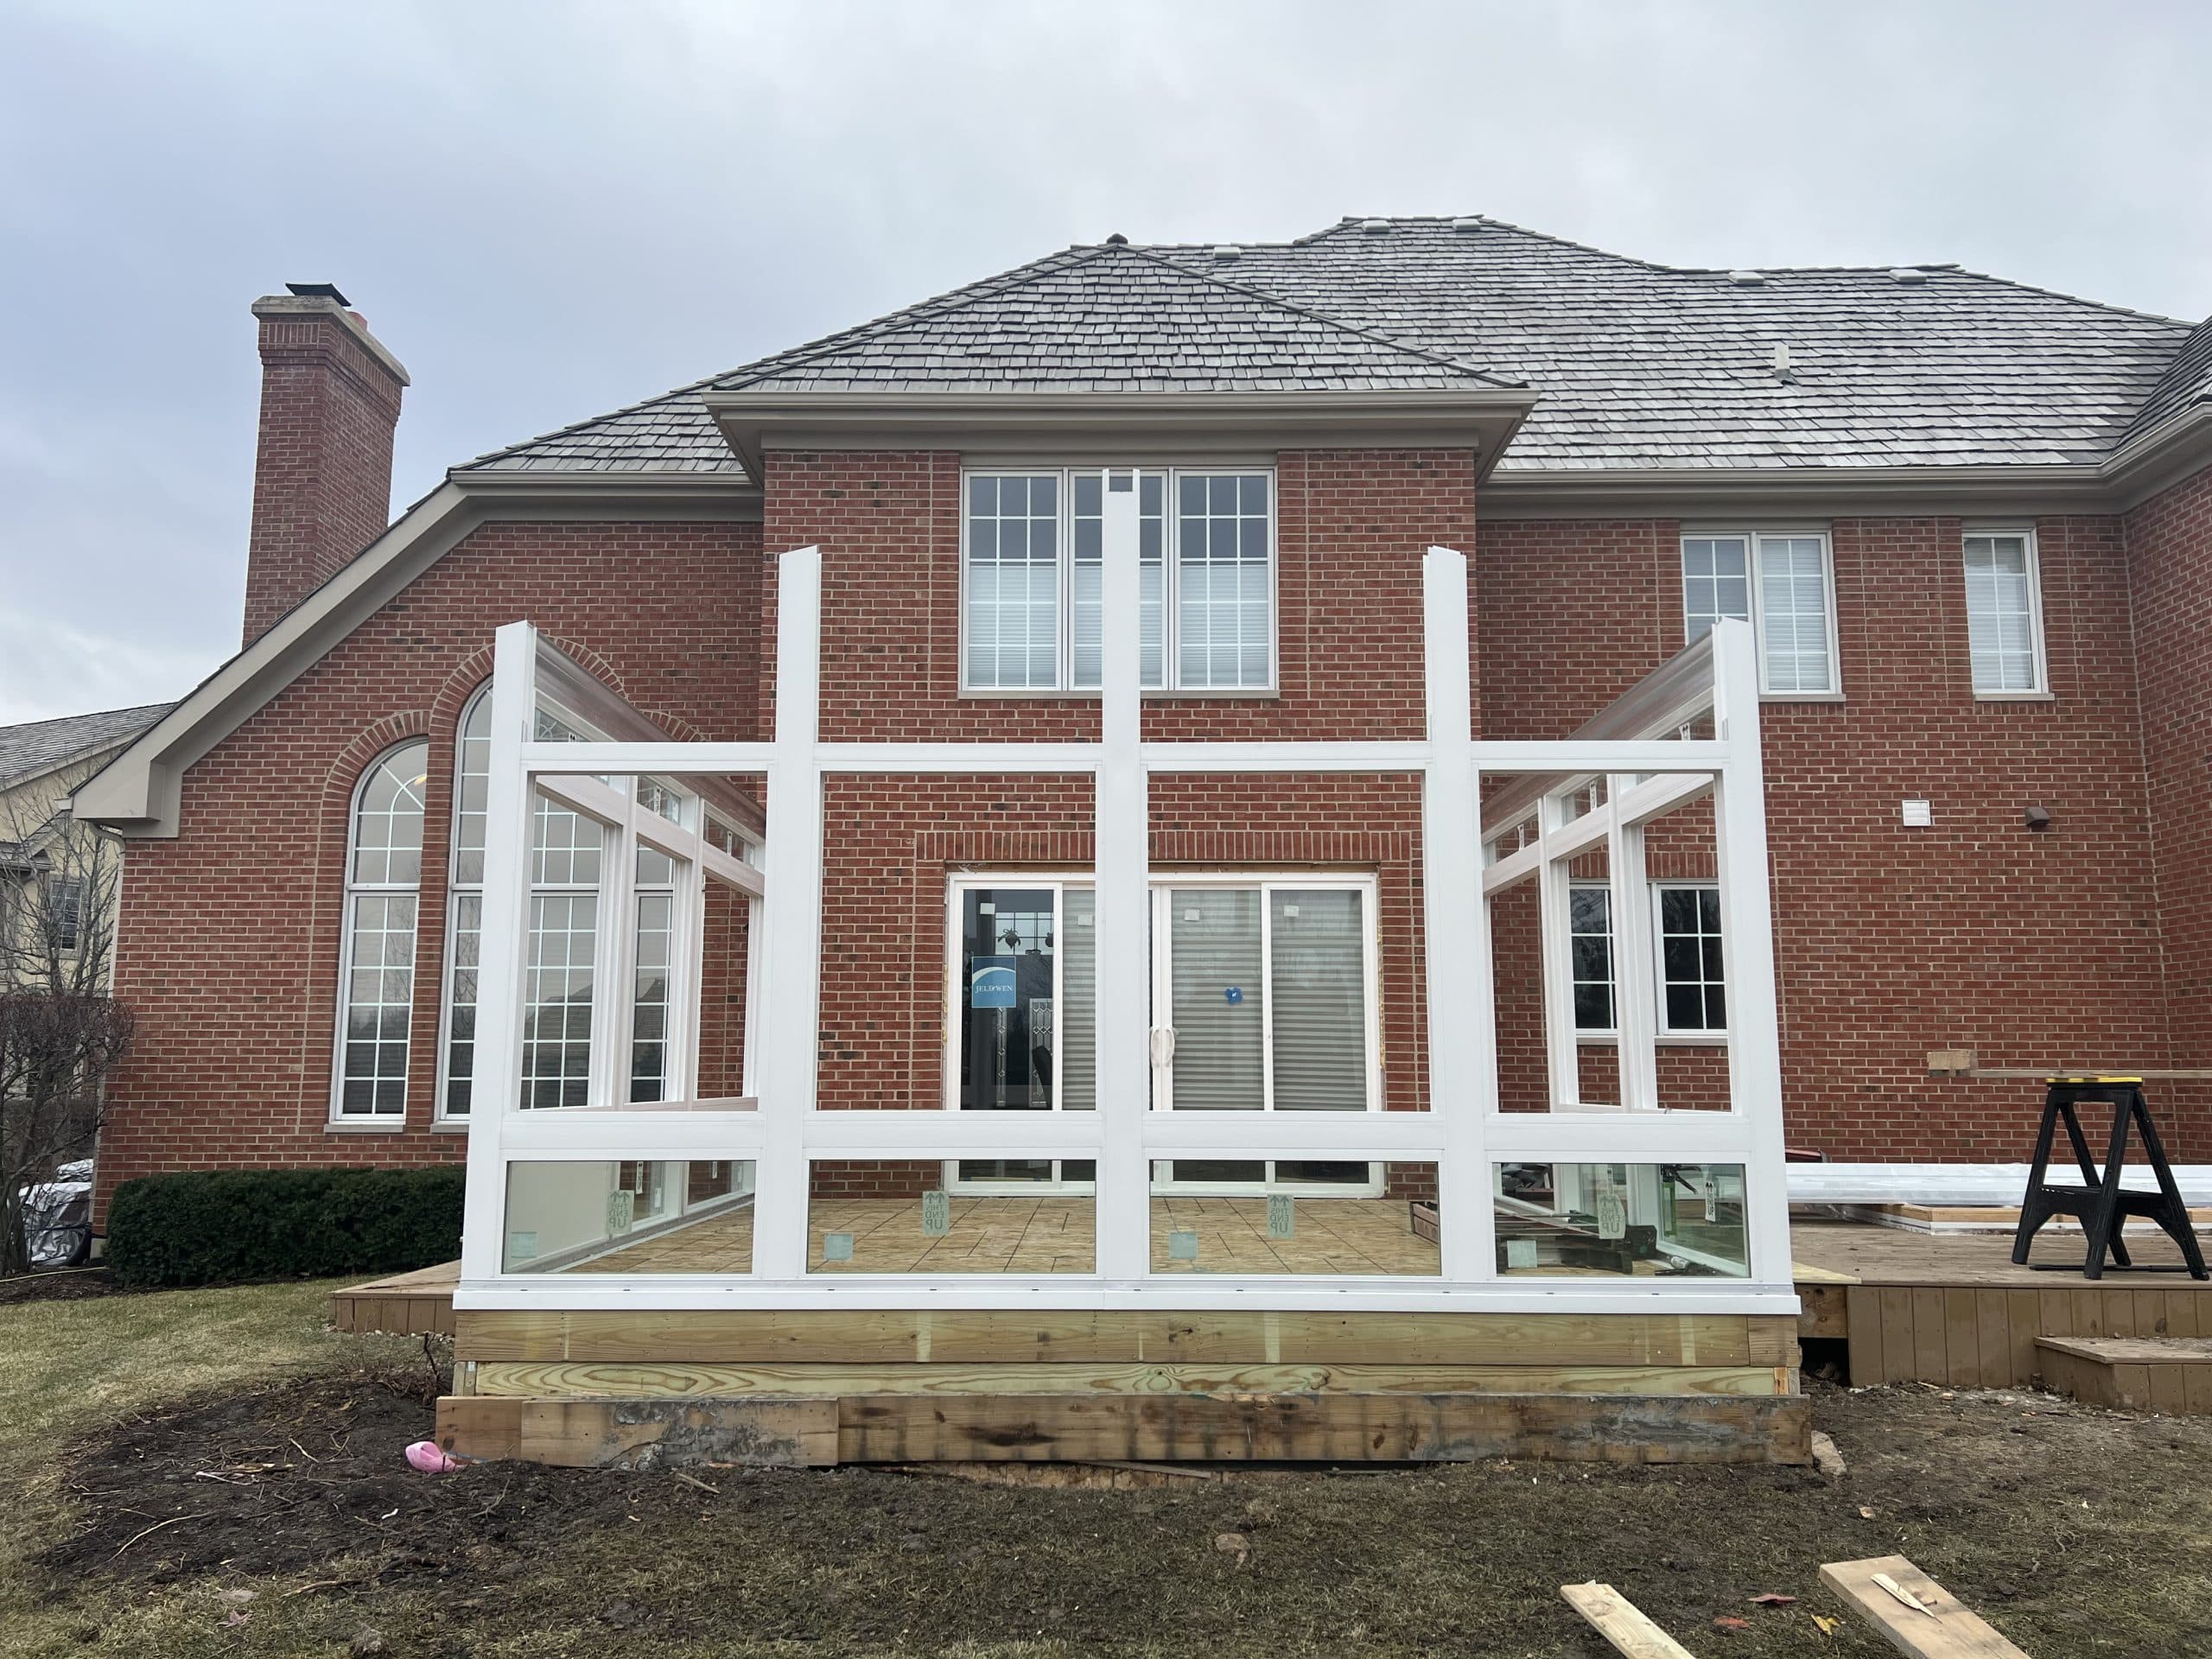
(328, 1259, 459, 1337)
(1789, 1219, 2212, 1389)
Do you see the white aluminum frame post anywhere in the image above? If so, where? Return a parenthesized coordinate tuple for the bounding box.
(456, 516, 1795, 1317)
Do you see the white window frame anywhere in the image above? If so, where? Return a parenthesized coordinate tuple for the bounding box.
(1651, 880, 1728, 1038)
(1681, 528, 1843, 701)
(1566, 879, 1729, 1047)
(958, 466, 1279, 697)
(1961, 525, 2050, 699)
(435, 686, 491, 1123)
(329, 739, 429, 1126)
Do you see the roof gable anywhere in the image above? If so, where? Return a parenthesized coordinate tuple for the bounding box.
(0, 703, 173, 792)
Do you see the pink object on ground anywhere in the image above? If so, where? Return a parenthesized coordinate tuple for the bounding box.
(405, 1440, 465, 1472)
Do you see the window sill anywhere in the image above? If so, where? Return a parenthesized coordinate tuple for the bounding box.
(957, 687, 1281, 702)
(325, 1118, 410, 1135)
(430, 1118, 472, 1134)
(1758, 691, 1846, 704)
(1973, 690, 2056, 703)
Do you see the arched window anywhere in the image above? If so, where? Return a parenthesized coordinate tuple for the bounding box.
(334, 740, 428, 1119)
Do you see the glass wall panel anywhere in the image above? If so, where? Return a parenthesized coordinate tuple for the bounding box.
(1148, 1163, 1438, 1274)
(809, 1161, 1093, 1274)
(1493, 1162, 1748, 1277)
(502, 1160, 754, 1273)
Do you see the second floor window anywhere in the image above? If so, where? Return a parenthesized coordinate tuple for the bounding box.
(964, 468, 1274, 694)
(1682, 531, 1839, 696)
(1962, 531, 2045, 695)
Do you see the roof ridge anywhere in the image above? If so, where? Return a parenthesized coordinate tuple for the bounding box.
(1116, 244, 1527, 390)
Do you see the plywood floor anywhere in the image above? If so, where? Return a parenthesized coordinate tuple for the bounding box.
(552, 1196, 1441, 1276)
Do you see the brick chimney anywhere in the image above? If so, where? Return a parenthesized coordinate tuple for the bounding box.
(241, 288, 410, 644)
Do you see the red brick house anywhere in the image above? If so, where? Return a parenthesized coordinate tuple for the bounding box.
(77, 218, 2212, 1202)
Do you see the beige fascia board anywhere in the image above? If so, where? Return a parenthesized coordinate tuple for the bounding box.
(446, 469, 762, 520)
(1477, 462, 2117, 519)
(71, 473, 766, 838)
(702, 388, 1537, 482)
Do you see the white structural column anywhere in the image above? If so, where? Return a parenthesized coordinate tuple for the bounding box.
(750, 547, 824, 1281)
(458, 620, 540, 1282)
(1093, 473, 1150, 1281)
(1421, 548, 1492, 1281)
(1607, 773, 1660, 1112)
(1708, 616, 1794, 1282)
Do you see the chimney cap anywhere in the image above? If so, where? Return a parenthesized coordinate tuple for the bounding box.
(285, 281, 353, 306)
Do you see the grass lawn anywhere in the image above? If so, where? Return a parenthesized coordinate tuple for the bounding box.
(3, 1279, 2211, 1657)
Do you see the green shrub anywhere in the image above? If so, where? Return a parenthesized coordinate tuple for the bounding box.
(106, 1166, 465, 1287)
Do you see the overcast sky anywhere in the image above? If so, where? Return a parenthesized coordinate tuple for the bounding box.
(3, 0, 2209, 723)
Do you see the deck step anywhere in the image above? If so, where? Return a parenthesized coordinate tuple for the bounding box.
(2035, 1335, 2212, 1413)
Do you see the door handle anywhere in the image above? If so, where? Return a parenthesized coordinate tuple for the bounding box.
(1148, 1026, 1177, 1067)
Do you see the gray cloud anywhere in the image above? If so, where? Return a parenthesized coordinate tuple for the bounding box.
(3, 0, 2208, 721)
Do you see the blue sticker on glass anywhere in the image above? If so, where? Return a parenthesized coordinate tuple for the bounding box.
(1224, 985, 1243, 1005)
(970, 957, 1016, 1009)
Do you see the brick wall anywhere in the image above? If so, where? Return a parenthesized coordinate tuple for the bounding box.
(2125, 467, 2212, 1142)
(1478, 512, 2182, 1160)
(96, 518, 764, 1216)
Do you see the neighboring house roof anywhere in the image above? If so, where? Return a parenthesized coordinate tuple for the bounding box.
(0, 703, 173, 793)
(462, 215, 2202, 480)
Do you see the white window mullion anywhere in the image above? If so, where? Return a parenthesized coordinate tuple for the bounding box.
(1258, 882, 1277, 1115)
(589, 807, 632, 1110)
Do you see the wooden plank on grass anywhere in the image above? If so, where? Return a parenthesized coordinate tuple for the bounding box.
(1819, 1554, 2031, 1658)
(1560, 1581, 1699, 1657)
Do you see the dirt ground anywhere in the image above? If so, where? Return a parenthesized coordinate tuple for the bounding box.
(21, 1363, 2212, 1659)
(0, 1268, 130, 1306)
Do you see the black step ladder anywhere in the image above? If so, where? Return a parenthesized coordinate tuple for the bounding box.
(2012, 1077, 2208, 1281)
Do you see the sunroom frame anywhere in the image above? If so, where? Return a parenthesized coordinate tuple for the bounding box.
(456, 472, 1792, 1319)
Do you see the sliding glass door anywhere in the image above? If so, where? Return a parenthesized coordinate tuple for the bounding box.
(1149, 878, 1381, 1196)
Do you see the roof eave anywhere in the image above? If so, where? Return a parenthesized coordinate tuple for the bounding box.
(702, 387, 1539, 484)
(2101, 403, 2212, 512)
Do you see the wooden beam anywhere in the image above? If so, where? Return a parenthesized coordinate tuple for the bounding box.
(1560, 1582, 1700, 1659)
(454, 1308, 1779, 1369)
(1819, 1555, 2031, 1659)
(836, 1390, 1808, 1465)
(469, 1359, 1792, 1400)
(438, 1395, 836, 1468)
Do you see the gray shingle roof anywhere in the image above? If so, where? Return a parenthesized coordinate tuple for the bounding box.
(0, 703, 173, 792)
(460, 216, 2205, 479)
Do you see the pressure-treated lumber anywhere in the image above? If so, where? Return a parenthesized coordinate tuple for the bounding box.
(468, 1359, 1792, 1400)
(438, 1396, 836, 1469)
(1819, 1555, 2031, 1659)
(454, 1308, 1786, 1369)
(439, 1389, 1808, 1466)
(1560, 1581, 1700, 1659)
(2035, 1335, 2212, 1413)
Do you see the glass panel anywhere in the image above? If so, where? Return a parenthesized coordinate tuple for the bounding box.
(452, 693, 491, 886)
(1657, 886, 1726, 1032)
(1167, 887, 1262, 1110)
(502, 1160, 754, 1273)
(1964, 534, 2040, 692)
(809, 1162, 1094, 1273)
(629, 891, 674, 1102)
(520, 893, 594, 1109)
(1268, 888, 1367, 1110)
(1175, 471, 1271, 689)
(964, 473, 1061, 689)
(337, 891, 415, 1115)
(1150, 1163, 1439, 1274)
(1058, 887, 1095, 1111)
(351, 741, 429, 887)
(1756, 536, 1834, 692)
(1681, 537, 1751, 643)
(1569, 885, 1615, 1032)
(1493, 1162, 1748, 1277)
(957, 887, 1057, 1111)
(442, 893, 481, 1116)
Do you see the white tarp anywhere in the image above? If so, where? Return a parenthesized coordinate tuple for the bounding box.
(21, 1158, 93, 1265)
